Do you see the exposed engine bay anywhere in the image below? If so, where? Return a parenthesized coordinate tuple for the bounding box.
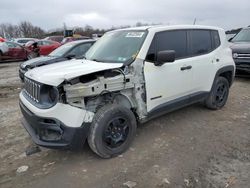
(63, 60, 147, 120)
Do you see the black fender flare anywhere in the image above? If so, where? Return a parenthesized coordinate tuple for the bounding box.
(211, 65, 235, 90)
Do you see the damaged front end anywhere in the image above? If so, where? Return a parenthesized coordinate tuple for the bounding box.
(62, 59, 148, 121)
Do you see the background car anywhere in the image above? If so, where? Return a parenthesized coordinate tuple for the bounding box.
(44, 36, 64, 43)
(19, 39, 95, 80)
(25, 40, 61, 56)
(12, 38, 37, 45)
(1, 42, 31, 61)
(230, 27, 250, 75)
(61, 36, 90, 44)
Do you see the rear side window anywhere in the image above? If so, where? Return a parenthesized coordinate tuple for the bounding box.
(146, 30, 188, 61)
(211, 30, 221, 49)
(189, 30, 212, 56)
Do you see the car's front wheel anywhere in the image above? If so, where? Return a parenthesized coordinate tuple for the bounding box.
(88, 104, 137, 158)
(205, 76, 229, 110)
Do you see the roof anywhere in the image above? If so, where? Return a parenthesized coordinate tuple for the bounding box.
(114, 25, 224, 32)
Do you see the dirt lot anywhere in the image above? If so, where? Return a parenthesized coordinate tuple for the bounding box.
(0, 61, 249, 188)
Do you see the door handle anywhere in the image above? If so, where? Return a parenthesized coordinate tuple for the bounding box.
(180, 65, 192, 71)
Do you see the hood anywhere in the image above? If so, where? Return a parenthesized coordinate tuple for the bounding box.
(231, 42, 250, 53)
(25, 59, 123, 86)
(21, 56, 58, 69)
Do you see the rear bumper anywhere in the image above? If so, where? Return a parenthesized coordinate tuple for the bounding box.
(20, 101, 91, 149)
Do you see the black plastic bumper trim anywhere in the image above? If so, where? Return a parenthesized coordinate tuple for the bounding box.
(20, 100, 91, 149)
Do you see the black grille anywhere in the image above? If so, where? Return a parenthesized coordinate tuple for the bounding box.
(24, 77, 41, 103)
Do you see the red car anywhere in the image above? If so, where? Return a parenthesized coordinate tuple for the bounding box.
(26, 40, 61, 56)
(1, 42, 31, 61)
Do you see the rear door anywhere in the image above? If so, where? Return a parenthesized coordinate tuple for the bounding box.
(187, 29, 220, 92)
(144, 30, 194, 112)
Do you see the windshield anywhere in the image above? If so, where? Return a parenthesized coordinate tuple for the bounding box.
(49, 43, 74, 57)
(232, 29, 250, 42)
(85, 30, 147, 63)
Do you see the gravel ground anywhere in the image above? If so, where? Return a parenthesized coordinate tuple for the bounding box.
(0, 62, 249, 188)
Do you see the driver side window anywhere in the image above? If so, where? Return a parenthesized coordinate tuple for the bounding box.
(146, 30, 188, 62)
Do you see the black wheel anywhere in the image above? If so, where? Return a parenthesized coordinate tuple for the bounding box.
(88, 103, 137, 158)
(205, 77, 229, 110)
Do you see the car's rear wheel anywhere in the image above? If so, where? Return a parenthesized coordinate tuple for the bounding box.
(205, 76, 229, 110)
(88, 103, 137, 158)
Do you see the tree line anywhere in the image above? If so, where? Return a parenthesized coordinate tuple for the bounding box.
(0, 21, 160, 39)
(0, 21, 45, 39)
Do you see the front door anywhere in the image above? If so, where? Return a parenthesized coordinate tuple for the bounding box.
(143, 30, 194, 112)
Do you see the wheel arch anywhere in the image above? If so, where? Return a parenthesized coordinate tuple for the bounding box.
(213, 65, 235, 88)
(112, 93, 136, 110)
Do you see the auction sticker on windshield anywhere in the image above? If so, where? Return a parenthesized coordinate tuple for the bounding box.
(126, 32, 144, 38)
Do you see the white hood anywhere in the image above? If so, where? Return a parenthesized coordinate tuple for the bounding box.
(25, 59, 123, 86)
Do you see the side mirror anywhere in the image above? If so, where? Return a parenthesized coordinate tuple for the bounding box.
(155, 50, 176, 66)
(65, 54, 76, 59)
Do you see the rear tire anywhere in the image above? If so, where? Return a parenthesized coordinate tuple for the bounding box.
(205, 77, 229, 110)
(88, 103, 137, 158)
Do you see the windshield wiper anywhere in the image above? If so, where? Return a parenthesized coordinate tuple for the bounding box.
(92, 59, 101, 62)
(77, 55, 86, 59)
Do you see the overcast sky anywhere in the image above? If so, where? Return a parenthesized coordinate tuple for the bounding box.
(0, 0, 249, 31)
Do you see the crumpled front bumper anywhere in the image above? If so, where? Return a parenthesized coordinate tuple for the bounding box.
(19, 91, 94, 149)
(20, 101, 91, 149)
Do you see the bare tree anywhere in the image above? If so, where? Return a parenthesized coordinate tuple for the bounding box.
(19, 21, 34, 37)
(18, 21, 45, 38)
(0, 23, 22, 38)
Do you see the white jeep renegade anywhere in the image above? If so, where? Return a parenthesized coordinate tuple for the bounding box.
(20, 25, 235, 158)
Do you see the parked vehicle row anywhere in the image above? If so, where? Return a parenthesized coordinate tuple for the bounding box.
(19, 39, 95, 80)
(0, 35, 95, 61)
(25, 40, 61, 56)
(19, 25, 235, 158)
(0, 42, 31, 61)
(0, 40, 61, 62)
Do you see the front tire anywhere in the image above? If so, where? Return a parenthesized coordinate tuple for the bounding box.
(88, 104, 137, 158)
(205, 77, 229, 110)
